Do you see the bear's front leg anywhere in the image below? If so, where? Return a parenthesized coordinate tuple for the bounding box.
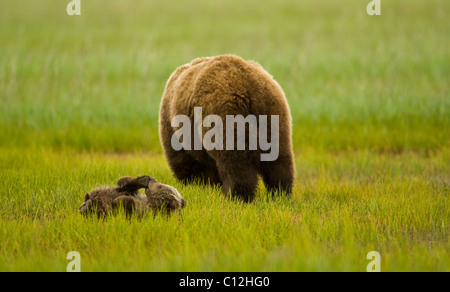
(112, 196, 137, 217)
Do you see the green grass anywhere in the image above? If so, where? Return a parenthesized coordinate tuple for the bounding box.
(0, 0, 448, 271)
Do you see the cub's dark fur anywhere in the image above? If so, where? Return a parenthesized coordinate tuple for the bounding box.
(79, 175, 186, 218)
(79, 176, 150, 218)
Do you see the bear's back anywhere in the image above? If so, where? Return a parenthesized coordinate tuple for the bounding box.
(163, 55, 289, 119)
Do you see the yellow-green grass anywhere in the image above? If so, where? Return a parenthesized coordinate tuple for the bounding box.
(0, 148, 447, 271)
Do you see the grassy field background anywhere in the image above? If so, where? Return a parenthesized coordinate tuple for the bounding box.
(0, 0, 448, 271)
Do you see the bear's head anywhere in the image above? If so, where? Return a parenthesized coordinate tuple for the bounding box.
(78, 189, 109, 218)
(145, 177, 186, 214)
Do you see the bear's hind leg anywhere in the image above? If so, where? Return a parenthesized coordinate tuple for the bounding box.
(261, 156, 294, 197)
(217, 160, 258, 203)
(165, 148, 221, 185)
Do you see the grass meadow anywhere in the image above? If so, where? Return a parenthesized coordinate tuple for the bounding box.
(0, 0, 448, 271)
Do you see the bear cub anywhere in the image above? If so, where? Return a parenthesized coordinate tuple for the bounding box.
(79, 175, 186, 218)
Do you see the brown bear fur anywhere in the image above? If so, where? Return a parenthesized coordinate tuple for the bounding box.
(159, 55, 295, 202)
(79, 176, 150, 218)
(145, 177, 186, 215)
(79, 175, 186, 218)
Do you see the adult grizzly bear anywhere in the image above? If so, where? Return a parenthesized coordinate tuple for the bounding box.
(159, 55, 295, 202)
